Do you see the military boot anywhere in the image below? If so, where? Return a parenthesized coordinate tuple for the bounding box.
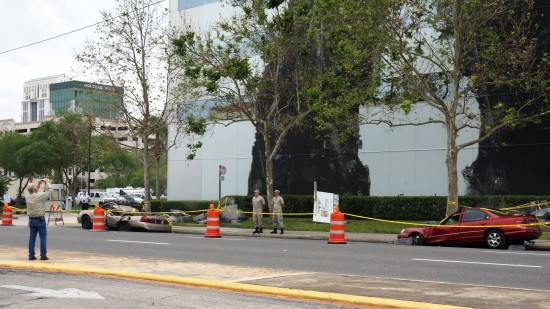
(270, 228, 277, 234)
(253, 227, 259, 234)
(280, 228, 284, 235)
(259, 227, 263, 234)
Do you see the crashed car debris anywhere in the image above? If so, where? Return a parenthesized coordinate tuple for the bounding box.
(77, 202, 171, 232)
(397, 207, 542, 249)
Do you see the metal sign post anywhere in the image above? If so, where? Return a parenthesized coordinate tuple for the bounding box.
(219, 165, 226, 201)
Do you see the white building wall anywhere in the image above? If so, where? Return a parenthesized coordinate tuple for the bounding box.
(166, 0, 480, 200)
(358, 102, 479, 196)
(168, 121, 255, 201)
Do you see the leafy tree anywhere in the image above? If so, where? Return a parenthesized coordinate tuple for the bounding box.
(30, 113, 128, 207)
(304, 0, 387, 141)
(76, 0, 203, 211)
(30, 115, 89, 207)
(0, 176, 9, 199)
(0, 132, 52, 205)
(94, 146, 141, 189)
(311, 0, 550, 215)
(172, 0, 320, 203)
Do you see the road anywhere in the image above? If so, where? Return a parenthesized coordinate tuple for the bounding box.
(1, 225, 549, 291)
(0, 269, 355, 309)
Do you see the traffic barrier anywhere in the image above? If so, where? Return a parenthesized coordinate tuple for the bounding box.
(327, 205, 346, 244)
(47, 202, 64, 226)
(90, 203, 107, 232)
(205, 203, 221, 238)
(1, 202, 13, 226)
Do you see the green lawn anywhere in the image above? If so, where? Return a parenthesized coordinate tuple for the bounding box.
(176, 217, 415, 234)
(176, 217, 550, 238)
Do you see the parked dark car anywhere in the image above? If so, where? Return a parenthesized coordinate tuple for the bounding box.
(116, 195, 143, 208)
(398, 207, 542, 249)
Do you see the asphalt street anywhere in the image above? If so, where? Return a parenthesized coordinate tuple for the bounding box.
(1, 214, 550, 308)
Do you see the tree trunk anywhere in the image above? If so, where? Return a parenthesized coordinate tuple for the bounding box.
(263, 125, 274, 219)
(154, 131, 161, 201)
(446, 126, 459, 216)
(155, 156, 160, 201)
(143, 132, 152, 212)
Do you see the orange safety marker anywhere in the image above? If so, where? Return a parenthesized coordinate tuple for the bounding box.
(90, 203, 107, 232)
(205, 203, 221, 238)
(2, 202, 13, 226)
(327, 204, 347, 244)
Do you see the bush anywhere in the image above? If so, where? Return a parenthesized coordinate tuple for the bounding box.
(154, 194, 550, 221)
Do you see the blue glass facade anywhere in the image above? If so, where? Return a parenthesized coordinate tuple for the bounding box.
(50, 81, 124, 119)
(178, 0, 219, 10)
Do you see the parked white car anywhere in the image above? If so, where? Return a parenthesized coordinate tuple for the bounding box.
(76, 191, 118, 207)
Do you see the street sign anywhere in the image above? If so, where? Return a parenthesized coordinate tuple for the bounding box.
(219, 165, 226, 175)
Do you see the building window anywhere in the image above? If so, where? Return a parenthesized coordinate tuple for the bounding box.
(22, 102, 28, 122)
(38, 100, 45, 120)
(30, 102, 38, 122)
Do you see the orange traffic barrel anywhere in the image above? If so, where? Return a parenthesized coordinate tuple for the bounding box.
(2, 202, 13, 226)
(90, 203, 107, 232)
(205, 203, 221, 238)
(327, 204, 347, 244)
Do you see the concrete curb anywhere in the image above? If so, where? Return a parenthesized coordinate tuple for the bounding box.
(0, 260, 470, 309)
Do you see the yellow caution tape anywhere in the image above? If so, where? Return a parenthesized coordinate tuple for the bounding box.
(41, 199, 550, 230)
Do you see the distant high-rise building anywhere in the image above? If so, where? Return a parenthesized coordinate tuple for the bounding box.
(21, 75, 124, 123)
(21, 74, 69, 123)
(49, 81, 124, 119)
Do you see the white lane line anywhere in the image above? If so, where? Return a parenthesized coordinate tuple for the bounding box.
(181, 236, 246, 241)
(413, 258, 542, 268)
(483, 250, 550, 256)
(107, 240, 170, 245)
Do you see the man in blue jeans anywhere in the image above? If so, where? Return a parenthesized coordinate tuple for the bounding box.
(24, 178, 53, 260)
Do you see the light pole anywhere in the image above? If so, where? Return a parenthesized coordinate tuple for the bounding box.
(87, 115, 92, 196)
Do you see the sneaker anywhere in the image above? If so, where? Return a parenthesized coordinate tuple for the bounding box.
(40, 256, 49, 260)
(29, 256, 36, 260)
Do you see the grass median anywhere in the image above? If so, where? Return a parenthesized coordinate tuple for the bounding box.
(175, 217, 550, 239)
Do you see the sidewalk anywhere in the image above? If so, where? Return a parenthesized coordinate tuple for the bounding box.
(3, 213, 550, 308)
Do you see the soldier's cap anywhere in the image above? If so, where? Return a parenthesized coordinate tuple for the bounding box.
(274, 190, 280, 193)
(253, 189, 260, 193)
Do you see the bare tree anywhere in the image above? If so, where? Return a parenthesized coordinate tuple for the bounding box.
(76, 0, 201, 210)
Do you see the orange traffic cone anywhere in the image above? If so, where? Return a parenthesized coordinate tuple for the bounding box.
(90, 203, 107, 232)
(327, 204, 347, 244)
(2, 202, 13, 226)
(205, 203, 221, 238)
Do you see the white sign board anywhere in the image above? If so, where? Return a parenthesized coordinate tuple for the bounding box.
(313, 191, 338, 223)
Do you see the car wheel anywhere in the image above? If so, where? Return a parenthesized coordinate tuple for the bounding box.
(485, 229, 507, 249)
(81, 215, 92, 230)
(411, 233, 425, 245)
(118, 221, 131, 232)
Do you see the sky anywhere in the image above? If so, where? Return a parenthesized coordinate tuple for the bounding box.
(0, 1, 127, 121)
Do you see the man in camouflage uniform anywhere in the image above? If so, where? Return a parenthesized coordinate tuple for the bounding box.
(270, 189, 285, 234)
(251, 189, 265, 234)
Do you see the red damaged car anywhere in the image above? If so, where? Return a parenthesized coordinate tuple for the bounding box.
(398, 207, 542, 249)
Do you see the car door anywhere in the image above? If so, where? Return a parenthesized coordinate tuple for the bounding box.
(426, 212, 463, 243)
(458, 209, 490, 243)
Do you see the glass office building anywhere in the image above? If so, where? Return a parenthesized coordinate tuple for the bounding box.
(50, 81, 124, 119)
